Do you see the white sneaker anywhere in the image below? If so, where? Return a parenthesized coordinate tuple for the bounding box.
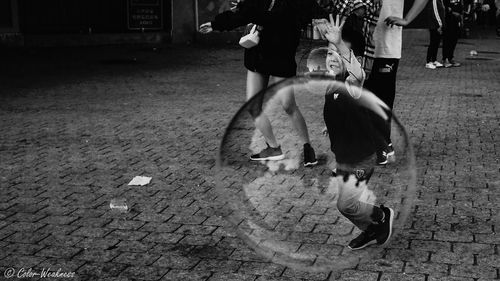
(425, 62, 436, 69)
(433, 61, 444, 68)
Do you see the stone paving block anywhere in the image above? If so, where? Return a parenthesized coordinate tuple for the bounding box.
(0, 255, 46, 268)
(336, 270, 379, 281)
(238, 261, 286, 277)
(2, 221, 45, 232)
(39, 234, 83, 247)
(4, 231, 49, 244)
(105, 229, 149, 241)
(119, 266, 170, 281)
(384, 249, 429, 263)
(428, 277, 474, 281)
(176, 225, 218, 236)
(72, 226, 113, 238)
(140, 222, 181, 233)
(38, 258, 86, 272)
(453, 242, 495, 254)
(77, 262, 128, 279)
(35, 246, 82, 259)
(255, 277, 305, 281)
(195, 259, 242, 273)
(38, 215, 78, 225)
(430, 251, 474, 265)
(450, 264, 498, 279)
(106, 219, 146, 230)
(358, 259, 404, 273)
(380, 272, 426, 281)
(153, 254, 200, 269)
(74, 249, 120, 263)
(142, 232, 184, 244)
(71, 217, 112, 228)
(208, 272, 257, 281)
(161, 269, 212, 281)
(38, 224, 79, 235)
(76, 237, 120, 250)
(410, 240, 451, 252)
(113, 252, 161, 266)
(404, 261, 448, 277)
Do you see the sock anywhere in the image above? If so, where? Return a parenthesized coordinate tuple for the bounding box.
(371, 206, 384, 223)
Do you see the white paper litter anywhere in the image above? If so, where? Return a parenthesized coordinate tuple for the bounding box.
(128, 176, 152, 186)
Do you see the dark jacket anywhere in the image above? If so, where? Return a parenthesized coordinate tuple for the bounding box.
(211, 0, 327, 77)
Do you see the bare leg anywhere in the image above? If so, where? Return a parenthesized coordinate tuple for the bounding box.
(246, 70, 279, 148)
(273, 76, 311, 145)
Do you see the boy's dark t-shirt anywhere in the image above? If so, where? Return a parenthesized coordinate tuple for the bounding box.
(323, 86, 383, 165)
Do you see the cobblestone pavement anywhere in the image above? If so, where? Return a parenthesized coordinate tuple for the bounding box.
(0, 29, 499, 281)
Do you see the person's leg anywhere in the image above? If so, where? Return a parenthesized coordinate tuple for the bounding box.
(334, 164, 394, 250)
(365, 58, 398, 164)
(272, 76, 310, 145)
(448, 21, 460, 61)
(273, 76, 318, 166)
(246, 70, 279, 148)
(426, 29, 441, 64)
(443, 19, 461, 66)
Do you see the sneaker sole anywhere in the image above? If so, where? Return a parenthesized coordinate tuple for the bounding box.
(250, 154, 285, 161)
(347, 239, 378, 251)
(380, 207, 394, 246)
(304, 160, 318, 167)
(377, 160, 387, 165)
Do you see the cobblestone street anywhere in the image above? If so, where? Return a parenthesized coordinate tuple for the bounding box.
(0, 29, 499, 280)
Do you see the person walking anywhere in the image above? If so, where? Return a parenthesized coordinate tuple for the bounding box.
(199, 0, 327, 166)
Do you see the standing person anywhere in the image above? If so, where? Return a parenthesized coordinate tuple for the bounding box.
(199, 0, 327, 166)
(423, 0, 446, 70)
(443, 0, 463, 67)
(422, 0, 446, 70)
(318, 15, 394, 250)
(363, 0, 441, 165)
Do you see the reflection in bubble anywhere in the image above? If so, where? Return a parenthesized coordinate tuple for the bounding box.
(216, 76, 417, 273)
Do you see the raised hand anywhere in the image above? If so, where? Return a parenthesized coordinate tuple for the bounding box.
(317, 14, 345, 46)
(199, 22, 213, 33)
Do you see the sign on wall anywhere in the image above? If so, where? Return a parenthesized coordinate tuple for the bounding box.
(128, 0, 163, 30)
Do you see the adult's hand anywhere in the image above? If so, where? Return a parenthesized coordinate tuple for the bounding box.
(384, 16, 409, 27)
(199, 22, 213, 33)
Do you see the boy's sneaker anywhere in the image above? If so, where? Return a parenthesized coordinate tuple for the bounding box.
(425, 62, 436, 69)
(250, 144, 285, 161)
(348, 225, 378, 250)
(376, 150, 388, 165)
(433, 61, 444, 68)
(303, 143, 318, 167)
(375, 205, 394, 246)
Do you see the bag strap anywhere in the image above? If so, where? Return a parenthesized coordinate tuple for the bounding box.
(268, 0, 275, 11)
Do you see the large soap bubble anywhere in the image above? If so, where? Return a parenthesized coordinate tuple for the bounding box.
(216, 74, 417, 274)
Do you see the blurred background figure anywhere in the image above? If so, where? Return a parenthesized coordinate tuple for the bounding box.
(443, 0, 464, 67)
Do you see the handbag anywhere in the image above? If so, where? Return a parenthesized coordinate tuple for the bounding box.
(238, 0, 275, 49)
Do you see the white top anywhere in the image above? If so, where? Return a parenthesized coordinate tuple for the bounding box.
(373, 0, 404, 59)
